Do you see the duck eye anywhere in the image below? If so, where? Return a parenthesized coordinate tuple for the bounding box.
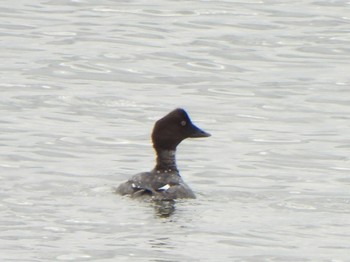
(181, 120, 187, 126)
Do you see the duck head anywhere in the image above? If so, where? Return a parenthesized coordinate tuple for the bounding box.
(152, 108, 211, 151)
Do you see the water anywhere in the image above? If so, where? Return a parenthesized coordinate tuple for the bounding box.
(1, 0, 350, 261)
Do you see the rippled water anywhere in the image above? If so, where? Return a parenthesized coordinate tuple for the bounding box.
(1, 0, 350, 261)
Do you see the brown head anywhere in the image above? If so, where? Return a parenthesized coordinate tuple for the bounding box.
(151, 108, 210, 151)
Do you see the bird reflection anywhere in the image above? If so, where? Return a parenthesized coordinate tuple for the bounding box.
(153, 199, 176, 218)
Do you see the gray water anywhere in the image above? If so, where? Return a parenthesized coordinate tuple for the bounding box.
(1, 0, 350, 261)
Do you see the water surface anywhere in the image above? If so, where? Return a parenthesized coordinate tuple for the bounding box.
(1, 0, 350, 261)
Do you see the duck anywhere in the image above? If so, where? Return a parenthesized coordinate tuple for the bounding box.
(116, 108, 210, 200)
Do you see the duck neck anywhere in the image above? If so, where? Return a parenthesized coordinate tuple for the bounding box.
(154, 148, 178, 172)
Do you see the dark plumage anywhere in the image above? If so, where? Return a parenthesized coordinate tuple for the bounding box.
(116, 108, 210, 200)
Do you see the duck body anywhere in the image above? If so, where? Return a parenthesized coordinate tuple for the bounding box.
(116, 170, 195, 200)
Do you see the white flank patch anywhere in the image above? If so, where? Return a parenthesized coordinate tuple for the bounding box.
(158, 184, 170, 191)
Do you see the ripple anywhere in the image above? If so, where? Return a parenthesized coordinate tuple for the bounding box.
(187, 61, 225, 70)
(252, 138, 303, 143)
(273, 197, 350, 213)
(63, 219, 106, 225)
(140, 9, 196, 17)
(42, 31, 77, 36)
(0, 83, 27, 88)
(208, 88, 256, 97)
(44, 226, 67, 232)
(56, 254, 91, 261)
(335, 82, 348, 86)
(0, 163, 20, 168)
(297, 46, 350, 56)
(3, 198, 34, 206)
(237, 114, 268, 120)
(194, 9, 259, 16)
(92, 8, 142, 14)
(275, 201, 317, 211)
(331, 166, 350, 171)
(59, 61, 112, 74)
(94, 8, 197, 17)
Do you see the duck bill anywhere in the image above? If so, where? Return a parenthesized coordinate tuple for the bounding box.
(189, 124, 211, 138)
